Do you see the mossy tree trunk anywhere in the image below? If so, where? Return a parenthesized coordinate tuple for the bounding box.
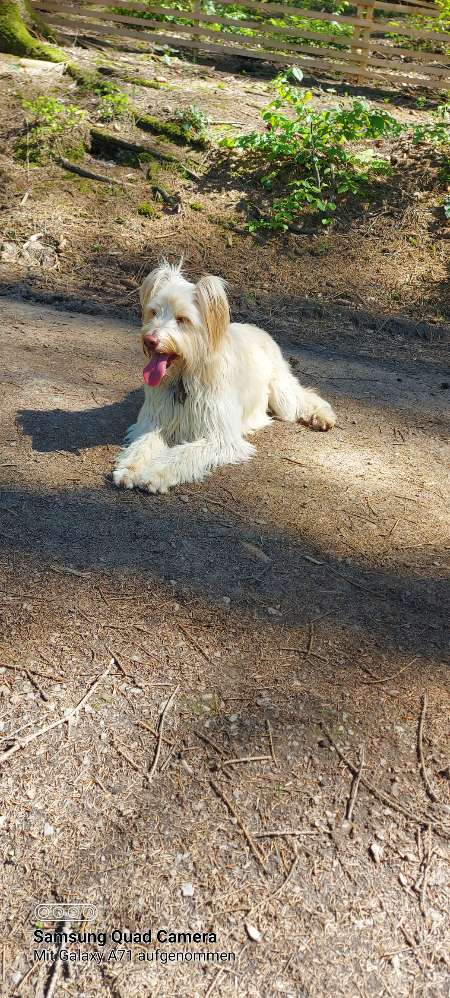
(0, 0, 65, 60)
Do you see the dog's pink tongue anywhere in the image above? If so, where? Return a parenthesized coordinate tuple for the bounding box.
(143, 354, 170, 387)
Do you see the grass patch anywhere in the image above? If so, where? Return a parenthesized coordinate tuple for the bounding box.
(15, 95, 87, 165)
(97, 89, 131, 123)
(137, 201, 157, 218)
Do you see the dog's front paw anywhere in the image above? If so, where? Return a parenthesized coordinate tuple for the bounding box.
(308, 400, 336, 431)
(302, 394, 336, 432)
(113, 464, 140, 490)
(136, 462, 177, 494)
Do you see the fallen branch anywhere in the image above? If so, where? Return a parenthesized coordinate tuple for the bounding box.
(113, 737, 142, 773)
(360, 656, 418, 685)
(254, 829, 318, 839)
(43, 919, 70, 998)
(266, 719, 277, 765)
(56, 156, 126, 186)
(322, 726, 449, 838)
(178, 623, 213, 665)
(89, 128, 200, 180)
(346, 746, 365, 822)
(417, 694, 440, 804)
(195, 729, 225, 758)
(147, 686, 179, 781)
(221, 755, 272, 768)
(0, 663, 111, 765)
(136, 112, 208, 150)
(210, 778, 268, 873)
(0, 661, 64, 684)
(24, 667, 49, 703)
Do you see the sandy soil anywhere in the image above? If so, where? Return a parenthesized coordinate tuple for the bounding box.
(0, 292, 449, 998)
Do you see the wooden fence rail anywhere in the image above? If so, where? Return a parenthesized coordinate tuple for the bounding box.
(31, 0, 450, 90)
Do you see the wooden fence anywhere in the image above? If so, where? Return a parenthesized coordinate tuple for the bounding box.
(32, 0, 450, 90)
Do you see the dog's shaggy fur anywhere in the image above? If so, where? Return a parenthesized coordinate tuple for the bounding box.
(113, 262, 336, 493)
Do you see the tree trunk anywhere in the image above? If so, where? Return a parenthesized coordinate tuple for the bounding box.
(0, 0, 64, 60)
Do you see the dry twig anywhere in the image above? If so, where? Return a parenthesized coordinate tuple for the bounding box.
(178, 623, 213, 665)
(147, 686, 179, 781)
(417, 694, 440, 803)
(346, 746, 365, 822)
(322, 726, 449, 837)
(360, 656, 418, 685)
(24, 667, 49, 703)
(0, 661, 64, 684)
(222, 755, 272, 768)
(43, 919, 70, 998)
(0, 664, 111, 764)
(56, 155, 127, 185)
(113, 738, 142, 773)
(266, 719, 277, 765)
(254, 829, 318, 839)
(210, 779, 268, 872)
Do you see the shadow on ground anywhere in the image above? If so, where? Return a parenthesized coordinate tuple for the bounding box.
(18, 391, 142, 454)
(0, 480, 447, 669)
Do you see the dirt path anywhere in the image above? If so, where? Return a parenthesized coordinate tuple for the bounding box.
(0, 297, 449, 997)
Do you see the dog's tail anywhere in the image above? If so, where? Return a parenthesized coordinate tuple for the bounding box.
(268, 363, 336, 430)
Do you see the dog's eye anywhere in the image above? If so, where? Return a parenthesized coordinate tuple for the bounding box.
(176, 316, 187, 324)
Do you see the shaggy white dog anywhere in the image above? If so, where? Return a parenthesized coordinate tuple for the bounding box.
(113, 261, 335, 493)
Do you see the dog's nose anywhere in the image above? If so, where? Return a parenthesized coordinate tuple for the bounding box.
(143, 333, 158, 351)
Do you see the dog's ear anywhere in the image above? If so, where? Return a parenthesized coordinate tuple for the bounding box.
(195, 275, 230, 350)
(139, 261, 179, 318)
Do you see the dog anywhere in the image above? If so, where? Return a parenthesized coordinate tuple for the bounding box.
(113, 261, 335, 493)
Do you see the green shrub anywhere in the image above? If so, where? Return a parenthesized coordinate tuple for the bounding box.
(171, 105, 210, 145)
(223, 73, 403, 229)
(16, 96, 86, 164)
(97, 89, 131, 122)
(412, 102, 450, 145)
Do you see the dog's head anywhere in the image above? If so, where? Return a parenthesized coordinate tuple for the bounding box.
(139, 261, 230, 387)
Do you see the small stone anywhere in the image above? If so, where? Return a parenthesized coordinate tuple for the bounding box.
(43, 822, 54, 837)
(181, 883, 194, 897)
(245, 922, 262, 942)
(369, 841, 384, 864)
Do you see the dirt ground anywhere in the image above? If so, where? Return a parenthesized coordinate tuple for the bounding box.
(0, 41, 449, 998)
(0, 45, 449, 328)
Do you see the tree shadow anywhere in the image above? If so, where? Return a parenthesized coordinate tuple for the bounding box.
(0, 481, 447, 667)
(18, 390, 142, 454)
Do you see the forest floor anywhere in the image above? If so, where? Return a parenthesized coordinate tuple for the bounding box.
(0, 43, 449, 998)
